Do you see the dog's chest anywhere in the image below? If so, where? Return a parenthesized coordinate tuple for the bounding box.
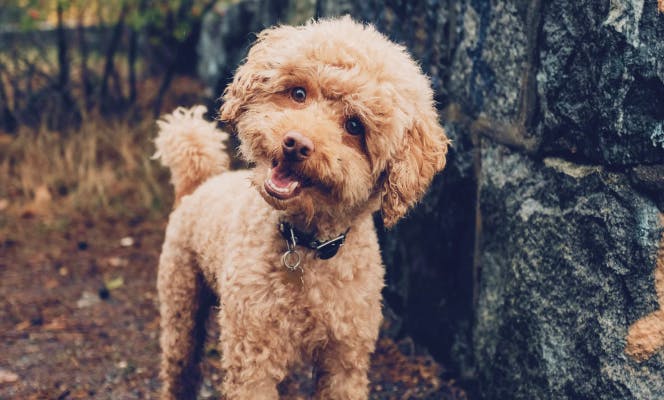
(269, 267, 352, 357)
(217, 246, 367, 349)
(208, 216, 384, 359)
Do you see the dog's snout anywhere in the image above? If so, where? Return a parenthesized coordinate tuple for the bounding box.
(282, 131, 314, 161)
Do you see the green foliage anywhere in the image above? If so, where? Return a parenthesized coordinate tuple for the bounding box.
(1, 0, 211, 39)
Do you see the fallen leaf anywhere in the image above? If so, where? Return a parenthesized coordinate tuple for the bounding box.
(105, 276, 124, 290)
(43, 317, 67, 331)
(21, 185, 52, 217)
(0, 198, 9, 211)
(0, 368, 19, 384)
(15, 320, 31, 331)
(76, 291, 101, 308)
(0, 133, 13, 145)
(45, 278, 59, 289)
(107, 256, 128, 268)
(146, 317, 160, 330)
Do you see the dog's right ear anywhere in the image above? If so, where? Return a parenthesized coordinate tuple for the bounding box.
(219, 26, 295, 124)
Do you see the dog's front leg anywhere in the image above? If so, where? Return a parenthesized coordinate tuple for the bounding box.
(218, 307, 289, 399)
(314, 341, 373, 400)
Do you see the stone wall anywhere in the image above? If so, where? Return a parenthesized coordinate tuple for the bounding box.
(199, 1, 664, 398)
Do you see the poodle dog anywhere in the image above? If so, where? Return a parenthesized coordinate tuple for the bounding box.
(154, 16, 449, 400)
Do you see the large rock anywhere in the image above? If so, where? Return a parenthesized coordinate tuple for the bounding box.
(475, 141, 663, 399)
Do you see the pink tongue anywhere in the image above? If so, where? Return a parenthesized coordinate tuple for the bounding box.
(270, 167, 295, 188)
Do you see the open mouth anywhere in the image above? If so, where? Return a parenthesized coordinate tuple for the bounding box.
(264, 161, 305, 200)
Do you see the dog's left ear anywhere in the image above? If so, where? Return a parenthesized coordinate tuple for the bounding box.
(380, 108, 449, 228)
(219, 54, 263, 125)
(219, 26, 294, 125)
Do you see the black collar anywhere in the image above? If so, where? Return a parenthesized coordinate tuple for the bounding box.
(278, 221, 349, 260)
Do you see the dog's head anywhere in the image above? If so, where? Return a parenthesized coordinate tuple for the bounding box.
(220, 17, 449, 228)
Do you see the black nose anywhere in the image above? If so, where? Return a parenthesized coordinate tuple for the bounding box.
(282, 131, 314, 161)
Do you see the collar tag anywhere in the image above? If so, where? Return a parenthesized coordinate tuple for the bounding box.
(281, 225, 304, 286)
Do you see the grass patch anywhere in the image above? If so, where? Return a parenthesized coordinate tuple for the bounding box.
(0, 115, 171, 219)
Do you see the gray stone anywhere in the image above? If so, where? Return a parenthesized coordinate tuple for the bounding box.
(475, 141, 663, 399)
(448, 0, 539, 152)
(630, 164, 664, 209)
(537, 0, 664, 165)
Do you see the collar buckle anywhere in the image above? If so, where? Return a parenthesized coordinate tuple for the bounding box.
(279, 221, 349, 260)
(313, 234, 346, 259)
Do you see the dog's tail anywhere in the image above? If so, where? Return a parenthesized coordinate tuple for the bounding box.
(153, 105, 229, 205)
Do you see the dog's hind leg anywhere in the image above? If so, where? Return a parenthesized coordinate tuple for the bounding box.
(158, 245, 213, 400)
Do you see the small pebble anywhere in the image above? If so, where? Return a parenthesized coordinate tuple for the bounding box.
(77, 291, 101, 308)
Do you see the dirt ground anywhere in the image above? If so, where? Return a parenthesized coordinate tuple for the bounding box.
(0, 212, 468, 400)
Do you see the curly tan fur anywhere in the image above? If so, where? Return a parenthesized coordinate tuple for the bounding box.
(154, 105, 229, 205)
(156, 17, 449, 399)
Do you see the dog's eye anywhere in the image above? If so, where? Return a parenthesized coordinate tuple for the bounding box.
(344, 117, 365, 136)
(290, 87, 307, 103)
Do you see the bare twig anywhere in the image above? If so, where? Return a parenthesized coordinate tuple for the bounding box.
(56, 0, 70, 91)
(77, 5, 92, 110)
(127, 27, 138, 104)
(0, 67, 17, 133)
(99, 2, 128, 108)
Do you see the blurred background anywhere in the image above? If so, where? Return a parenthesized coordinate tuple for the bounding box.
(1, 0, 663, 399)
